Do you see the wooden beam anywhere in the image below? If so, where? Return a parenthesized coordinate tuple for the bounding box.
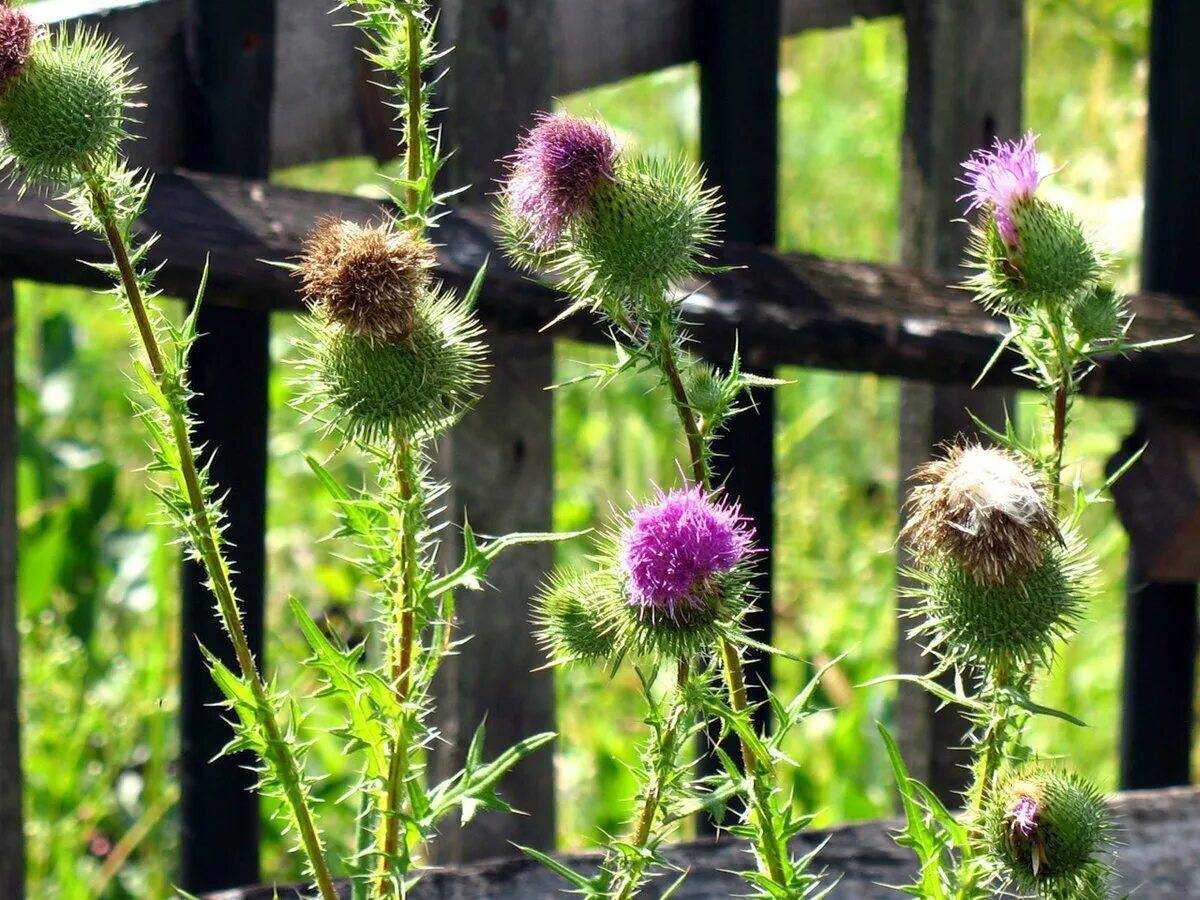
(27, 0, 900, 170)
(0, 281, 24, 899)
(895, 0, 1023, 804)
(0, 171, 1197, 406)
(1117, 0, 1200, 791)
(207, 786, 1200, 900)
(426, 0, 558, 862)
(176, 0, 274, 891)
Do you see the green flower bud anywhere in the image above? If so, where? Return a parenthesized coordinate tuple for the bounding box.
(533, 568, 619, 665)
(297, 286, 487, 442)
(0, 26, 135, 186)
(906, 532, 1093, 672)
(569, 155, 720, 303)
(1069, 282, 1126, 346)
(683, 362, 729, 424)
(985, 766, 1114, 896)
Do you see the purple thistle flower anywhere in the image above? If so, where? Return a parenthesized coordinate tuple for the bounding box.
(960, 132, 1043, 250)
(620, 485, 753, 621)
(0, 4, 35, 93)
(504, 112, 616, 249)
(1011, 793, 1040, 838)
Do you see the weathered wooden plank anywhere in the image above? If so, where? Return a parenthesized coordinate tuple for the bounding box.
(894, 0, 1024, 803)
(203, 786, 1200, 899)
(0, 171, 1197, 406)
(1115, 0, 1200, 791)
(426, 0, 558, 863)
(176, 0, 274, 891)
(0, 281, 24, 899)
(29, 0, 900, 170)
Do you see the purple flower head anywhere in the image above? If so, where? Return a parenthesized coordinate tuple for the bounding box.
(0, 4, 35, 92)
(620, 485, 754, 621)
(1010, 793, 1040, 838)
(505, 112, 616, 249)
(960, 132, 1043, 250)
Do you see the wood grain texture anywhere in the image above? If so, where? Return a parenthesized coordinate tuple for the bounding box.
(426, 0, 558, 862)
(0, 171, 1197, 405)
(203, 786, 1200, 899)
(894, 0, 1023, 804)
(29, 0, 901, 169)
(0, 282, 24, 898)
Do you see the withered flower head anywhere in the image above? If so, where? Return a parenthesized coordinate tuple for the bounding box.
(297, 217, 436, 343)
(0, 4, 35, 93)
(902, 443, 1060, 586)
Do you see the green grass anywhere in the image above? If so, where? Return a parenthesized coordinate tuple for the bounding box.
(14, 0, 1160, 893)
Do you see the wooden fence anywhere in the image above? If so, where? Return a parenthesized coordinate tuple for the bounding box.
(0, 0, 1196, 895)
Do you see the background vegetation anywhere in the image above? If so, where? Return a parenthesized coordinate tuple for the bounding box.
(13, 0, 1160, 895)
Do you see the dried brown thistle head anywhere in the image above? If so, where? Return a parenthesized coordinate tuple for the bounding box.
(297, 217, 436, 343)
(0, 4, 35, 93)
(901, 443, 1061, 586)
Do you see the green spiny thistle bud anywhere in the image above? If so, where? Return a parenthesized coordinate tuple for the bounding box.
(906, 532, 1093, 672)
(1069, 282, 1126, 346)
(0, 25, 135, 186)
(297, 217, 435, 344)
(903, 444, 1060, 587)
(683, 362, 729, 424)
(568, 155, 720, 303)
(985, 766, 1114, 896)
(533, 568, 619, 665)
(297, 286, 487, 442)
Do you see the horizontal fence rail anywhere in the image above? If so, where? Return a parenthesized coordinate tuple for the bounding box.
(0, 172, 1197, 404)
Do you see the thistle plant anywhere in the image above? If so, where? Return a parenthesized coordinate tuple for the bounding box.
(878, 133, 1184, 899)
(0, 3, 567, 897)
(499, 113, 830, 898)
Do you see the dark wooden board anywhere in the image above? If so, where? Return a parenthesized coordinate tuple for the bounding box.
(0, 171, 1195, 405)
(203, 786, 1200, 899)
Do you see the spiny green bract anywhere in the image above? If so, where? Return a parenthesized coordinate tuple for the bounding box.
(566, 154, 720, 305)
(1069, 282, 1127, 346)
(966, 198, 1101, 310)
(533, 568, 619, 665)
(984, 766, 1114, 898)
(905, 531, 1094, 672)
(297, 285, 487, 443)
(0, 26, 136, 187)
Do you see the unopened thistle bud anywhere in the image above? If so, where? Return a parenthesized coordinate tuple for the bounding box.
(903, 444, 1059, 587)
(0, 25, 135, 186)
(297, 217, 435, 344)
(503, 112, 617, 249)
(533, 568, 619, 665)
(961, 133, 1101, 308)
(1069, 282, 1126, 346)
(985, 766, 1114, 896)
(0, 5, 35, 94)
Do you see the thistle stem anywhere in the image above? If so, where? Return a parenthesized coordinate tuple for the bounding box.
(403, 9, 423, 214)
(657, 330, 708, 489)
(83, 171, 339, 900)
(1051, 385, 1067, 510)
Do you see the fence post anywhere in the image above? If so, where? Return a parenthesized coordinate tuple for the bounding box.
(695, 0, 780, 831)
(427, 0, 558, 862)
(896, 0, 1023, 804)
(0, 281, 24, 899)
(1111, 0, 1200, 790)
(178, 1, 275, 890)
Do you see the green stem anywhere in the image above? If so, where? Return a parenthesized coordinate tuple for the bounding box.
(84, 172, 339, 900)
(657, 330, 708, 489)
(1051, 385, 1067, 511)
(611, 657, 691, 900)
(403, 8, 423, 214)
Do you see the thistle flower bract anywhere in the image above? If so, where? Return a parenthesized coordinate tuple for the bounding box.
(985, 766, 1114, 896)
(0, 5, 34, 93)
(621, 485, 753, 623)
(0, 25, 135, 186)
(533, 568, 619, 665)
(503, 112, 616, 249)
(903, 443, 1059, 586)
(297, 217, 435, 344)
(961, 134, 1101, 309)
(297, 286, 487, 442)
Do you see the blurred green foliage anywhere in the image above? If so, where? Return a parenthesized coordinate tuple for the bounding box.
(14, 0, 1157, 893)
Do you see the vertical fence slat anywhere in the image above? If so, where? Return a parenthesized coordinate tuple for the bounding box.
(897, 0, 1023, 803)
(179, 1, 275, 891)
(0, 280, 24, 899)
(1117, 0, 1200, 790)
(428, 0, 557, 863)
(695, 0, 781, 831)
